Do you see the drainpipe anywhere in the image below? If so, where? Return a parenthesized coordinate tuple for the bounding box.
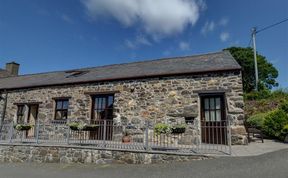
(0, 90, 8, 131)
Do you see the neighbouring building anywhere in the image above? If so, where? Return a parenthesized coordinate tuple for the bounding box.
(0, 51, 247, 145)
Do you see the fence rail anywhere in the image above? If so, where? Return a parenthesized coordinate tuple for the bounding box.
(0, 120, 231, 155)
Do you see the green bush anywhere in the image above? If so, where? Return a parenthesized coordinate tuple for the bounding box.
(154, 123, 171, 135)
(246, 113, 268, 129)
(279, 101, 288, 113)
(244, 89, 271, 100)
(281, 124, 288, 135)
(263, 109, 288, 140)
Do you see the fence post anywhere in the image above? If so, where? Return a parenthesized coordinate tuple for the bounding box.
(227, 118, 232, 155)
(9, 121, 14, 143)
(144, 120, 150, 151)
(103, 120, 107, 148)
(35, 119, 40, 144)
(66, 126, 70, 145)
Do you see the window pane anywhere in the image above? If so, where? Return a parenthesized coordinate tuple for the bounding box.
(210, 111, 216, 121)
(62, 111, 68, 119)
(215, 98, 221, 109)
(55, 111, 62, 120)
(108, 96, 114, 106)
(204, 98, 209, 110)
(62, 100, 69, 109)
(205, 111, 210, 121)
(56, 101, 62, 109)
(210, 98, 215, 110)
(216, 110, 221, 121)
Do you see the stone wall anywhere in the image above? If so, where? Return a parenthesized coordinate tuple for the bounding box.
(0, 144, 208, 164)
(1, 71, 247, 145)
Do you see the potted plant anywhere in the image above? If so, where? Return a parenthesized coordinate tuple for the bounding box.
(171, 124, 187, 134)
(154, 123, 171, 135)
(14, 124, 33, 131)
(122, 130, 132, 143)
(68, 122, 99, 131)
(68, 122, 80, 131)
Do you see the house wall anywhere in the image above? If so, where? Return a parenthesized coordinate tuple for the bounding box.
(1, 71, 247, 145)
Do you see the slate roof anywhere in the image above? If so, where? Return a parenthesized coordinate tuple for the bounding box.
(0, 51, 241, 90)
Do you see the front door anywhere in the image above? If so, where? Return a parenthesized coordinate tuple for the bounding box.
(91, 95, 114, 140)
(200, 95, 227, 145)
(26, 105, 39, 138)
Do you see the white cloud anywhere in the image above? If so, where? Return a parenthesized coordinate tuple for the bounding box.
(201, 21, 215, 35)
(61, 14, 74, 24)
(179, 41, 191, 51)
(219, 17, 229, 26)
(125, 35, 152, 49)
(82, 0, 205, 38)
(220, 32, 230, 42)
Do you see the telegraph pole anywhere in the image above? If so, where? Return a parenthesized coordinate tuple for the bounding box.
(251, 27, 259, 91)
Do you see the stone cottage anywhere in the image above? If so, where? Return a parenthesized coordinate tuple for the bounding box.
(0, 51, 247, 145)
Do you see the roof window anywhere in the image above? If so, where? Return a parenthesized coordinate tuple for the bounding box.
(65, 70, 88, 78)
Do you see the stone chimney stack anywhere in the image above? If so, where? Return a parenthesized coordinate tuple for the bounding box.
(5, 62, 20, 76)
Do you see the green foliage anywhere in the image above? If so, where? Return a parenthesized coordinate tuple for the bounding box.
(224, 47, 278, 93)
(244, 88, 288, 118)
(171, 124, 187, 134)
(281, 124, 288, 135)
(244, 89, 271, 100)
(263, 109, 288, 140)
(14, 124, 33, 131)
(246, 113, 268, 129)
(154, 123, 171, 135)
(279, 100, 288, 113)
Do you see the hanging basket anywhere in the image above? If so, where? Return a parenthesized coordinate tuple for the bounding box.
(14, 124, 32, 131)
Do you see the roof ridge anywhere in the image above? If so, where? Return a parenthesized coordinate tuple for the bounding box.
(4, 51, 225, 79)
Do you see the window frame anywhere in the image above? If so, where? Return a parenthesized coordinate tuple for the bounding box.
(91, 94, 114, 121)
(54, 99, 69, 120)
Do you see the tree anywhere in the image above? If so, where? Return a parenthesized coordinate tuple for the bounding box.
(224, 47, 278, 93)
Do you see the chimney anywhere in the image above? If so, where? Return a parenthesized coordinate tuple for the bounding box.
(5, 62, 20, 76)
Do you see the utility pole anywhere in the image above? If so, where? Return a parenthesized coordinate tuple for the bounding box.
(251, 27, 259, 91)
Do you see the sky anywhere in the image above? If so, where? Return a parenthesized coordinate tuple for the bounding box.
(0, 0, 287, 88)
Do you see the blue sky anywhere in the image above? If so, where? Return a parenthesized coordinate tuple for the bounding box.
(0, 0, 287, 88)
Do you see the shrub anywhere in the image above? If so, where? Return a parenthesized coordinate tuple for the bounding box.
(246, 113, 268, 129)
(281, 124, 288, 135)
(154, 123, 171, 135)
(279, 101, 288, 113)
(263, 109, 288, 140)
(244, 89, 271, 100)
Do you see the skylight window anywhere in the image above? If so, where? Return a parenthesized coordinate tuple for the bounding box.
(65, 70, 88, 78)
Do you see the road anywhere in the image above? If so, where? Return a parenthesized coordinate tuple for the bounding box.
(0, 149, 287, 178)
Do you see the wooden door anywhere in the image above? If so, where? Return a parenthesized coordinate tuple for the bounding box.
(91, 95, 114, 140)
(201, 95, 227, 145)
(26, 105, 38, 138)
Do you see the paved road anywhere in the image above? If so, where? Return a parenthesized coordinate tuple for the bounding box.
(0, 149, 287, 178)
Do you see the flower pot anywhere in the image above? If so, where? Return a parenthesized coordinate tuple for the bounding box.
(122, 135, 131, 143)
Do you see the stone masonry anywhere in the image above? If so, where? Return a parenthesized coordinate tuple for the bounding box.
(1, 71, 247, 145)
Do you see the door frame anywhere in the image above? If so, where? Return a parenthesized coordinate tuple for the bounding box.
(200, 93, 227, 145)
(26, 104, 39, 138)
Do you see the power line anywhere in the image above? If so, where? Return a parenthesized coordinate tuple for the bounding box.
(256, 18, 288, 34)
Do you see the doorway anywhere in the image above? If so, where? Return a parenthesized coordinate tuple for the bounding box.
(200, 94, 227, 145)
(26, 105, 39, 138)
